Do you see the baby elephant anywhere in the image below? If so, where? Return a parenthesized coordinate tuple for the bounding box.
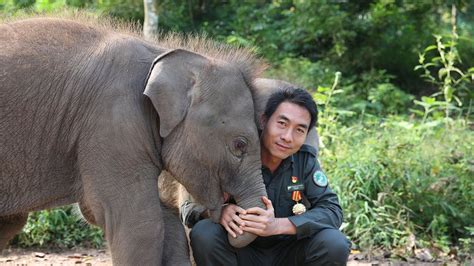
(1, 17, 269, 264)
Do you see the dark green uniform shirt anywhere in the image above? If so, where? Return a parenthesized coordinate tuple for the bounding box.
(251, 144, 343, 248)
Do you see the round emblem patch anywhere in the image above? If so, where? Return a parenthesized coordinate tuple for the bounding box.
(313, 171, 328, 187)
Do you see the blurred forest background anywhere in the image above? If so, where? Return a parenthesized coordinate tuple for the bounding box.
(1, 0, 473, 262)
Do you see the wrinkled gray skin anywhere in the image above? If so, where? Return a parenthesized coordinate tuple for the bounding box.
(79, 200, 190, 266)
(0, 18, 268, 264)
(158, 78, 320, 261)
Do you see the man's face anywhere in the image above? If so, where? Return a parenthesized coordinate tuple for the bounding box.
(261, 101, 311, 161)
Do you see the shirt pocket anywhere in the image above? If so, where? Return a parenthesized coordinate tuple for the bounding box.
(276, 190, 295, 218)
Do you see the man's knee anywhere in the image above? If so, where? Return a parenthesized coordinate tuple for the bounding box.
(190, 219, 227, 252)
(306, 229, 350, 265)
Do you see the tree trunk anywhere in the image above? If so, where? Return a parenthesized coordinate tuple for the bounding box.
(143, 0, 158, 40)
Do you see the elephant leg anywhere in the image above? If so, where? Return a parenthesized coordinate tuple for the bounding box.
(0, 214, 28, 249)
(82, 170, 164, 265)
(161, 202, 192, 266)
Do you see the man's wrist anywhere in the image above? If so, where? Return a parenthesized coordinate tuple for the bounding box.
(275, 218, 297, 235)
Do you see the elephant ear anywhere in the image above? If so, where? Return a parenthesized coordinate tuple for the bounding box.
(144, 49, 208, 138)
(253, 78, 320, 152)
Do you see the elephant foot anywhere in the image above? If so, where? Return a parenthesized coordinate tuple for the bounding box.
(0, 213, 28, 250)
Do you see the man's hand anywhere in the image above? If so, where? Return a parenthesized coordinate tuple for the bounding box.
(238, 196, 280, 237)
(219, 204, 247, 238)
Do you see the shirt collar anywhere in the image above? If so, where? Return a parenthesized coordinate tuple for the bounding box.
(281, 154, 295, 170)
(262, 154, 294, 173)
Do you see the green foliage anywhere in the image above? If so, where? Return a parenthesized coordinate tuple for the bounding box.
(11, 206, 104, 248)
(13, 0, 35, 8)
(195, 1, 473, 93)
(336, 69, 414, 117)
(321, 117, 474, 256)
(2, 0, 473, 101)
(97, 0, 143, 22)
(414, 33, 474, 120)
(269, 59, 415, 119)
(266, 57, 336, 90)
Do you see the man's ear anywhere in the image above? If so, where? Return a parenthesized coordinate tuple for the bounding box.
(259, 114, 267, 130)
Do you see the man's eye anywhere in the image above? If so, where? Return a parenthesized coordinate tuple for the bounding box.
(277, 121, 286, 126)
(297, 128, 306, 134)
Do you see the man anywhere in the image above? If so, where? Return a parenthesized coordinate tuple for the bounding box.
(184, 88, 350, 265)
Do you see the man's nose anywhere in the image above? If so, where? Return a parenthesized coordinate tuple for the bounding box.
(280, 129, 293, 143)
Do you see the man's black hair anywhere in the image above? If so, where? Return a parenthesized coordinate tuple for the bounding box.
(263, 88, 318, 130)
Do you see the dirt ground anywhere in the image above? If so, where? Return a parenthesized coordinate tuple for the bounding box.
(0, 247, 467, 266)
(0, 248, 110, 266)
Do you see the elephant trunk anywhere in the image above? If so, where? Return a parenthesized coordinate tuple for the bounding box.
(228, 176, 267, 248)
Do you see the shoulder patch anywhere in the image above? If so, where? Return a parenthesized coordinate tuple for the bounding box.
(313, 170, 328, 187)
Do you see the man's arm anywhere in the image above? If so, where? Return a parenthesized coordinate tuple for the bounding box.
(287, 157, 343, 239)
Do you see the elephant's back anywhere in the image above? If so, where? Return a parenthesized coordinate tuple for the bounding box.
(1, 18, 111, 104)
(1, 18, 108, 62)
(0, 18, 155, 184)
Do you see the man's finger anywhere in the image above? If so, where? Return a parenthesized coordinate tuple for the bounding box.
(224, 224, 236, 238)
(239, 213, 265, 223)
(244, 207, 265, 215)
(231, 213, 245, 226)
(234, 206, 247, 215)
(240, 220, 265, 230)
(229, 221, 243, 235)
(241, 226, 262, 235)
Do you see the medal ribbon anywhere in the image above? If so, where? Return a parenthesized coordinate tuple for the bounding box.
(290, 174, 306, 215)
(292, 190, 302, 202)
(291, 176, 302, 202)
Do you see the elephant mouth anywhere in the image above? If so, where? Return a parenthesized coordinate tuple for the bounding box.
(207, 191, 232, 222)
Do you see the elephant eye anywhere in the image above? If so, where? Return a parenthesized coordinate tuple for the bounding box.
(232, 137, 248, 158)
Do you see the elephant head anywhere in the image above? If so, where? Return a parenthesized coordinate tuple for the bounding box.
(144, 49, 267, 247)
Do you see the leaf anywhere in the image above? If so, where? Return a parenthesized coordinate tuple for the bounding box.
(419, 120, 443, 129)
(414, 65, 423, 71)
(423, 62, 437, 68)
(438, 68, 447, 79)
(410, 109, 425, 116)
(421, 96, 436, 104)
(444, 85, 453, 102)
(414, 100, 428, 108)
(452, 95, 462, 106)
(335, 110, 356, 116)
(418, 53, 425, 64)
(424, 45, 437, 52)
(450, 67, 464, 77)
(317, 86, 329, 92)
(314, 93, 327, 102)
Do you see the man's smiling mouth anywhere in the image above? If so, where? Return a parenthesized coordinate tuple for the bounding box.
(276, 143, 291, 150)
